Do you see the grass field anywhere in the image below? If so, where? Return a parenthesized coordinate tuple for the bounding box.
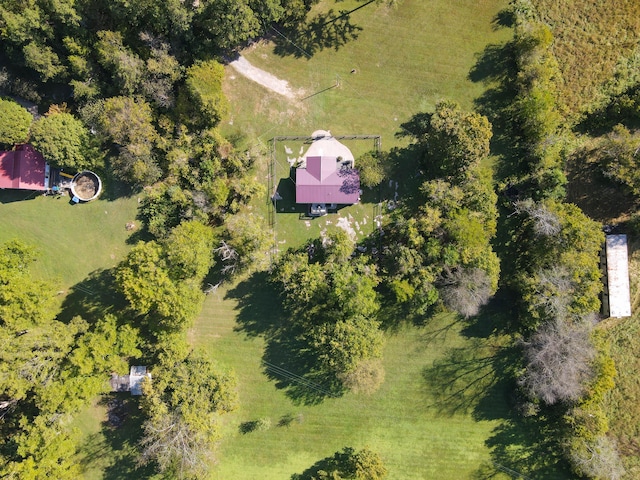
(0, 188, 139, 289)
(222, 0, 512, 149)
(1, 1, 571, 478)
(194, 1, 576, 478)
(532, 0, 640, 119)
(602, 239, 640, 478)
(191, 282, 520, 479)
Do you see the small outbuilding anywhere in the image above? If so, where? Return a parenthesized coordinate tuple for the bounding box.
(602, 234, 632, 318)
(110, 366, 151, 395)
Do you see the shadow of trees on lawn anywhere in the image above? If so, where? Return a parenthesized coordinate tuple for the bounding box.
(421, 289, 571, 478)
(228, 272, 344, 405)
(58, 268, 128, 324)
(272, 7, 365, 58)
(77, 394, 155, 480)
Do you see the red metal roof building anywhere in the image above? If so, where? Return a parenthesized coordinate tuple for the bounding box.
(294, 132, 360, 207)
(295, 155, 360, 205)
(0, 144, 49, 191)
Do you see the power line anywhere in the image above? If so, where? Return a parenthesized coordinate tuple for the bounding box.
(263, 360, 339, 398)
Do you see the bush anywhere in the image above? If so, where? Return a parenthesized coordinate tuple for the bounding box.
(566, 436, 625, 480)
(339, 359, 385, 395)
(0, 98, 32, 146)
(356, 151, 386, 188)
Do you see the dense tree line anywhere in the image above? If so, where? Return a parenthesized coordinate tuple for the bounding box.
(502, 5, 623, 478)
(505, 4, 566, 201)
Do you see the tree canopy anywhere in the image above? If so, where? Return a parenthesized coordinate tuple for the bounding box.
(30, 111, 94, 170)
(0, 98, 32, 146)
(384, 102, 499, 318)
(138, 350, 238, 478)
(271, 232, 385, 394)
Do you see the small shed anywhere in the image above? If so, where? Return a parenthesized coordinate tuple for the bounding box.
(602, 234, 632, 318)
(110, 366, 151, 395)
(129, 366, 151, 395)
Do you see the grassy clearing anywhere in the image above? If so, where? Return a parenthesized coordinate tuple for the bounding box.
(0, 189, 139, 289)
(193, 2, 577, 478)
(532, 0, 640, 119)
(191, 282, 517, 479)
(222, 0, 511, 149)
(225, 0, 511, 252)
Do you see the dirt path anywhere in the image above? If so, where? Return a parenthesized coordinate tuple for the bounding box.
(229, 56, 299, 99)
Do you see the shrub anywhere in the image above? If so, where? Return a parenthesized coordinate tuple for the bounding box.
(339, 359, 385, 395)
(0, 98, 32, 146)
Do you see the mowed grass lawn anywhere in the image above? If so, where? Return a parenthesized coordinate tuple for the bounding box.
(191, 283, 514, 479)
(225, 0, 511, 251)
(0, 188, 139, 288)
(222, 0, 512, 148)
(192, 1, 541, 478)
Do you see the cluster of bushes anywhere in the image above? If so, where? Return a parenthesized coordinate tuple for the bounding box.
(505, 3, 566, 201)
(381, 101, 500, 318)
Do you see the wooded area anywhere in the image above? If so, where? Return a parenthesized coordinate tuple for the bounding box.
(2, 0, 640, 478)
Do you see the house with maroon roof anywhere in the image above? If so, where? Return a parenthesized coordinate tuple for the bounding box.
(295, 131, 360, 215)
(0, 144, 51, 191)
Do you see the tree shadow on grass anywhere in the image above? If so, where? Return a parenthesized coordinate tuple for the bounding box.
(422, 338, 516, 418)
(98, 394, 157, 480)
(473, 408, 573, 480)
(273, 9, 363, 58)
(262, 325, 344, 405)
(228, 271, 284, 337)
(228, 272, 343, 404)
(575, 83, 640, 136)
(468, 32, 531, 185)
(423, 334, 572, 478)
(57, 268, 128, 324)
(420, 290, 574, 478)
(564, 147, 639, 223)
(77, 394, 155, 479)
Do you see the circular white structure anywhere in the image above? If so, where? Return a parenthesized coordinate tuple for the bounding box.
(70, 170, 102, 202)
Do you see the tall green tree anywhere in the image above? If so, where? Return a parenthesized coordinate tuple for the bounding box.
(30, 112, 94, 170)
(399, 100, 492, 180)
(138, 350, 238, 478)
(164, 220, 216, 280)
(272, 233, 385, 393)
(96, 96, 161, 184)
(0, 99, 32, 146)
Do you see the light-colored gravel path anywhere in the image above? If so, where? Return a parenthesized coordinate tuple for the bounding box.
(229, 56, 297, 99)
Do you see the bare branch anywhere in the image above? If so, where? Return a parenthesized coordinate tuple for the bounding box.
(519, 318, 596, 405)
